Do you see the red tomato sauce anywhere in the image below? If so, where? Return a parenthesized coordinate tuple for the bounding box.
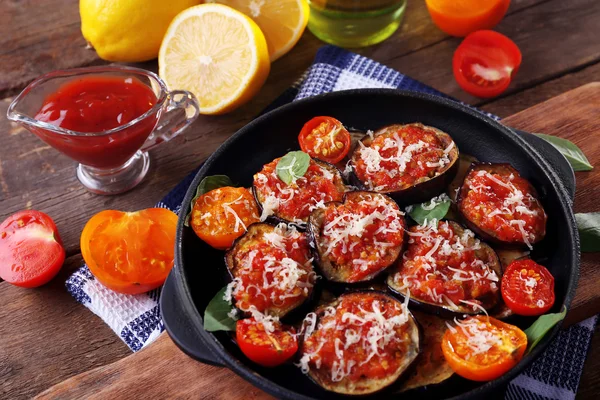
(230, 226, 315, 316)
(353, 125, 452, 192)
(253, 159, 345, 223)
(35, 76, 157, 133)
(391, 220, 499, 308)
(460, 168, 546, 247)
(320, 192, 404, 282)
(301, 292, 414, 383)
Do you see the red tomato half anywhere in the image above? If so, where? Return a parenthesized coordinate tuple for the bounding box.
(0, 210, 65, 288)
(501, 259, 555, 316)
(236, 318, 298, 367)
(299, 116, 351, 164)
(453, 30, 522, 98)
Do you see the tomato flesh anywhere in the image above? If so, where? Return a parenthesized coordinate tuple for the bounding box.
(299, 116, 351, 164)
(501, 259, 555, 316)
(0, 210, 65, 288)
(80, 208, 177, 294)
(191, 187, 260, 249)
(453, 30, 522, 98)
(236, 318, 298, 367)
(442, 316, 527, 381)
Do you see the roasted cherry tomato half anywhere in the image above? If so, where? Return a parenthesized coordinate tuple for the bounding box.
(191, 187, 260, 250)
(442, 315, 527, 381)
(298, 116, 351, 164)
(0, 210, 65, 288)
(453, 30, 522, 98)
(236, 318, 298, 367)
(501, 259, 555, 316)
(81, 208, 178, 295)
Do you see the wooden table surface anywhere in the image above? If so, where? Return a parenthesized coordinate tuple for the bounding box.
(1, 0, 599, 398)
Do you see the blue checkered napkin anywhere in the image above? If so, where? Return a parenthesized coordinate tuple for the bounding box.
(66, 45, 597, 398)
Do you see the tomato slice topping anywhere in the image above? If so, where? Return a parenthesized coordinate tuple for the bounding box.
(298, 116, 351, 164)
(0, 210, 65, 288)
(80, 208, 177, 295)
(501, 259, 555, 316)
(442, 315, 527, 381)
(236, 318, 298, 367)
(191, 187, 260, 249)
(453, 30, 522, 98)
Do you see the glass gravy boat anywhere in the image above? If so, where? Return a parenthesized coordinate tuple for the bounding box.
(7, 66, 199, 195)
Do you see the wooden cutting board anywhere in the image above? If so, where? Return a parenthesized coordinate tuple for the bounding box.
(35, 83, 600, 400)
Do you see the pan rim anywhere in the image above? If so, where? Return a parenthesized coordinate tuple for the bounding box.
(173, 88, 580, 400)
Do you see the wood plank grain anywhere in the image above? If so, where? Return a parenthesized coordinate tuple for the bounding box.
(0, 0, 544, 97)
(0, 255, 130, 400)
(502, 82, 600, 326)
(35, 333, 273, 400)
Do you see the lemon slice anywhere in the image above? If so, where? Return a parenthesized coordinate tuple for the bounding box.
(209, 0, 310, 61)
(159, 4, 271, 115)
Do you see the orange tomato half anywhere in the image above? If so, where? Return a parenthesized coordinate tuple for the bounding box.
(441, 316, 527, 381)
(81, 208, 178, 295)
(190, 187, 260, 249)
(426, 0, 510, 37)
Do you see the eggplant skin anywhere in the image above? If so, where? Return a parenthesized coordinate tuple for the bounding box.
(457, 163, 547, 249)
(252, 158, 346, 226)
(224, 222, 316, 319)
(387, 220, 502, 319)
(349, 123, 460, 206)
(300, 290, 421, 396)
(307, 191, 406, 285)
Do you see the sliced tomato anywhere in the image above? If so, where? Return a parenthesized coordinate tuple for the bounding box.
(501, 259, 555, 316)
(453, 30, 522, 98)
(190, 187, 260, 249)
(236, 318, 298, 367)
(80, 208, 177, 295)
(298, 116, 351, 164)
(442, 315, 527, 381)
(0, 210, 65, 288)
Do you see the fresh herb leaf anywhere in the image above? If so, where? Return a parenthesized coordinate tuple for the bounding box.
(407, 195, 452, 225)
(183, 175, 234, 227)
(524, 306, 567, 353)
(204, 285, 237, 332)
(576, 212, 600, 252)
(276, 151, 310, 185)
(534, 133, 593, 171)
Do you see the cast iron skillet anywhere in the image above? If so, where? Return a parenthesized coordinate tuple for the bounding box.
(162, 89, 580, 400)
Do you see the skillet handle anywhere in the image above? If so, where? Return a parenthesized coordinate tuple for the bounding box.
(511, 129, 576, 202)
(160, 271, 225, 367)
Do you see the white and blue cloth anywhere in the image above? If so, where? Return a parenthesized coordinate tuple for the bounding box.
(66, 45, 597, 399)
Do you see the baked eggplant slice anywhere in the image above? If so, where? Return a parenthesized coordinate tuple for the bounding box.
(307, 191, 406, 284)
(297, 291, 421, 395)
(457, 163, 547, 249)
(387, 220, 502, 318)
(224, 222, 317, 319)
(252, 157, 346, 226)
(398, 310, 454, 392)
(349, 123, 459, 205)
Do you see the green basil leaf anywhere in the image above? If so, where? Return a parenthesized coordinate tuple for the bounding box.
(524, 306, 567, 353)
(407, 196, 452, 225)
(204, 285, 237, 332)
(183, 175, 234, 227)
(576, 212, 600, 252)
(276, 151, 310, 185)
(534, 133, 593, 172)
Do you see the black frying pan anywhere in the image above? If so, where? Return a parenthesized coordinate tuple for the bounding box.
(162, 89, 579, 400)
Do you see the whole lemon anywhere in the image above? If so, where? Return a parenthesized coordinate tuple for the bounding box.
(80, 0, 200, 62)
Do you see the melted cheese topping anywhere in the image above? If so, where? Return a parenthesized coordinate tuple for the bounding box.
(298, 293, 412, 383)
(391, 220, 499, 311)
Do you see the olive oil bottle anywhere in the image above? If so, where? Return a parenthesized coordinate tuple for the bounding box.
(307, 0, 407, 47)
